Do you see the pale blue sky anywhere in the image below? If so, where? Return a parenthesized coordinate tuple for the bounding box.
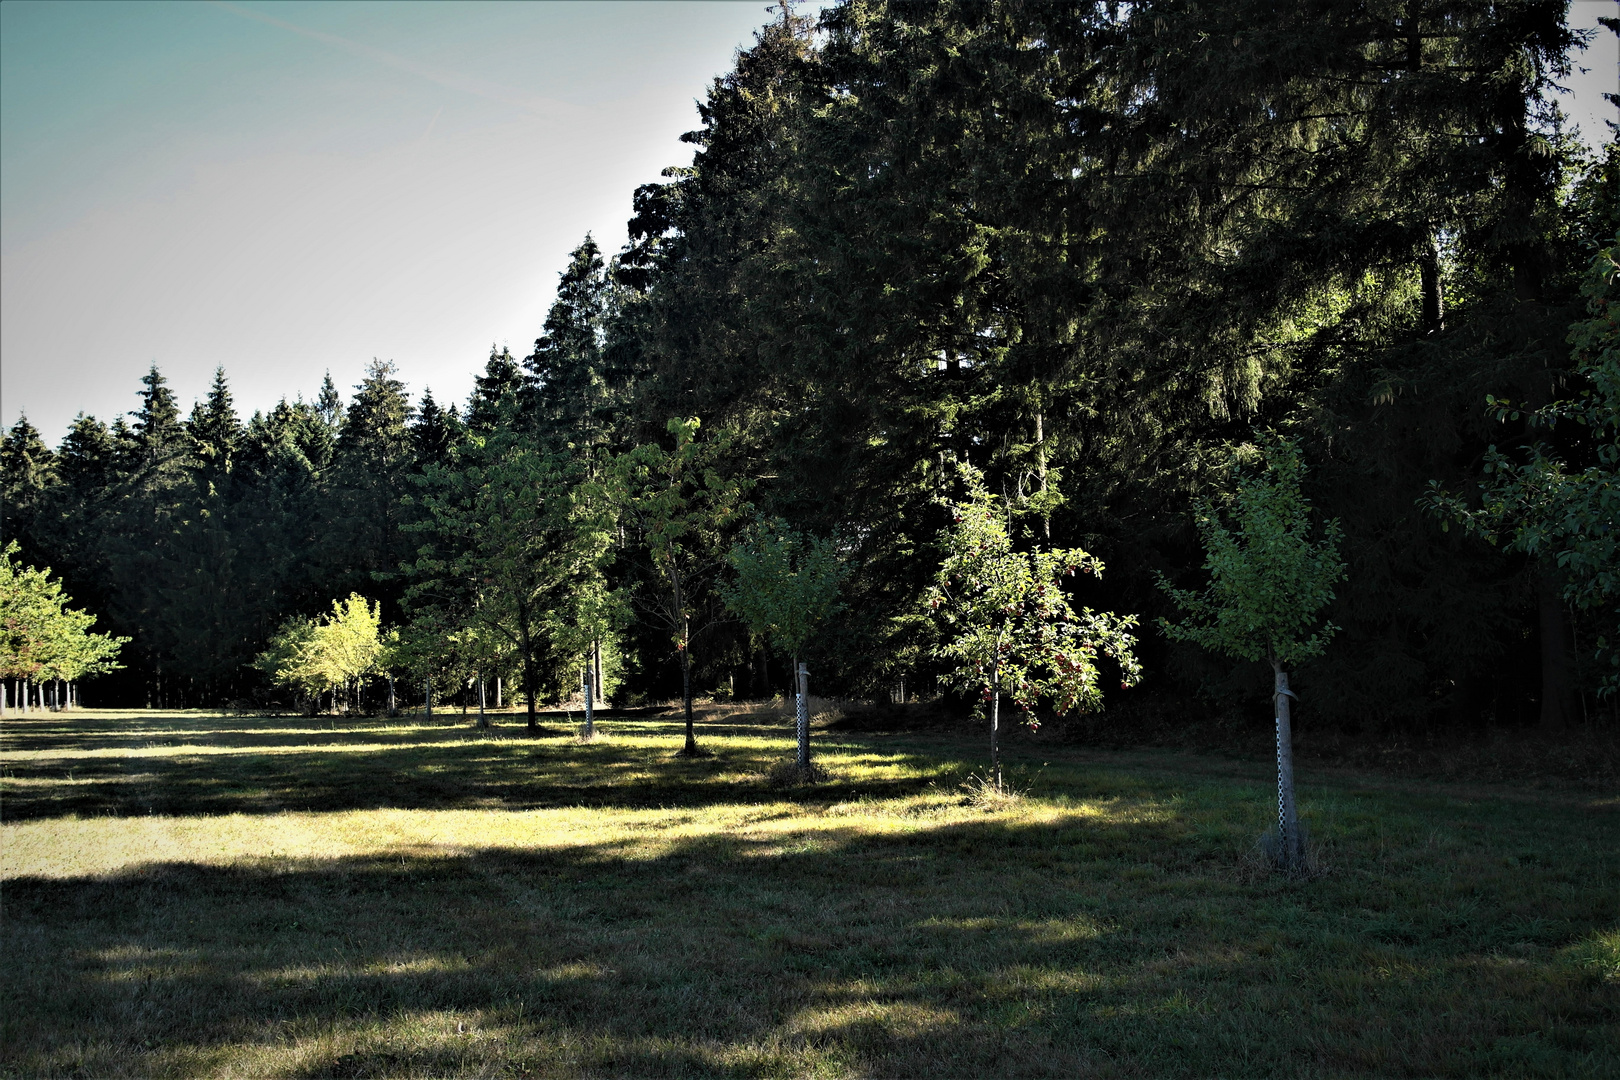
(1, 1, 1614, 442)
(1, 0, 797, 438)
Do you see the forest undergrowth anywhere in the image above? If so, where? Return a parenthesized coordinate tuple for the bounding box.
(2, 707, 1614, 1078)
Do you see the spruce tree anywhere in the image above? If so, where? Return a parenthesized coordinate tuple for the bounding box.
(525, 235, 609, 447)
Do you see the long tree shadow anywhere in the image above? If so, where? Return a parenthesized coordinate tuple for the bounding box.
(5, 812, 1613, 1079)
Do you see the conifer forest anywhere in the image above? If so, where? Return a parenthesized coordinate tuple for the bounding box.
(4, 0, 1617, 740)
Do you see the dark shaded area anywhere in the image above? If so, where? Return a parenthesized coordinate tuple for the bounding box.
(829, 698, 970, 734)
(4, 807, 1616, 1078)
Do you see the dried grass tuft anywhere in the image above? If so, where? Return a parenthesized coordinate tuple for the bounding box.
(1238, 823, 1329, 882)
(764, 759, 834, 787)
(958, 771, 1024, 810)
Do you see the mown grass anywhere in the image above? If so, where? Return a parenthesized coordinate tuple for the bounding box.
(2, 705, 1616, 1078)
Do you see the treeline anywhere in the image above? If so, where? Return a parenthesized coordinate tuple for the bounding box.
(2, 0, 1616, 732)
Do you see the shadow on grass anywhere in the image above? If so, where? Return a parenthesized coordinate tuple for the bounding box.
(5, 811, 1616, 1079)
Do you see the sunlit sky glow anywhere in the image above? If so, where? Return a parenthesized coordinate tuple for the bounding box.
(1, 1, 1614, 442)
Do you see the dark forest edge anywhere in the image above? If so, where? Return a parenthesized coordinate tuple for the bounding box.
(3, 2, 1617, 756)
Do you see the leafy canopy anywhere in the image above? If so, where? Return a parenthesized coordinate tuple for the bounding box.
(722, 519, 847, 662)
(1159, 436, 1346, 668)
(614, 417, 751, 653)
(255, 593, 389, 699)
(0, 541, 127, 682)
(926, 468, 1141, 723)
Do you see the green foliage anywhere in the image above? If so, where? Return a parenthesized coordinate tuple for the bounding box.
(614, 416, 751, 747)
(402, 426, 615, 724)
(1159, 437, 1346, 668)
(0, 4, 1608, 731)
(254, 593, 388, 703)
(0, 541, 126, 682)
(1428, 235, 1620, 694)
(614, 417, 751, 656)
(926, 469, 1141, 723)
(721, 519, 846, 663)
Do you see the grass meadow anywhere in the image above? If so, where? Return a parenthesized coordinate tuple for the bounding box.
(1, 704, 1616, 1078)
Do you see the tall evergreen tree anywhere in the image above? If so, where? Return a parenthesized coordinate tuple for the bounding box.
(411, 389, 461, 469)
(466, 346, 524, 433)
(327, 359, 416, 603)
(526, 236, 610, 447)
(187, 367, 242, 480)
(0, 415, 57, 559)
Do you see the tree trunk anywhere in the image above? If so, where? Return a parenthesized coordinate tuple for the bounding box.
(795, 659, 810, 770)
(1420, 236, 1444, 332)
(991, 660, 1002, 793)
(495, 677, 502, 709)
(387, 675, 396, 717)
(593, 639, 603, 703)
(425, 679, 433, 719)
(584, 663, 595, 738)
(1272, 662, 1304, 873)
(680, 641, 696, 754)
(517, 604, 539, 733)
(523, 652, 540, 733)
(1537, 568, 1574, 733)
(478, 676, 488, 729)
(1035, 411, 1050, 541)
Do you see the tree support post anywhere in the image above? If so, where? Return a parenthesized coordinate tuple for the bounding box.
(583, 664, 595, 738)
(1272, 663, 1303, 872)
(991, 659, 1002, 794)
(795, 661, 810, 770)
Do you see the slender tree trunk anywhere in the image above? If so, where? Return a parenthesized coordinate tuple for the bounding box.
(478, 676, 488, 729)
(425, 678, 433, 720)
(522, 653, 540, 733)
(593, 639, 603, 703)
(584, 662, 595, 738)
(1537, 568, 1574, 733)
(991, 660, 1002, 793)
(680, 641, 697, 754)
(387, 675, 396, 717)
(1420, 235, 1444, 332)
(518, 605, 539, 733)
(1272, 662, 1304, 873)
(495, 677, 502, 709)
(796, 660, 810, 770)
(2, 679, 8, 717)
(1035, 411, 1050, 541)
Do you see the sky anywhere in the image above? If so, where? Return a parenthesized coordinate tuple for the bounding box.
(1, 1, 1616, 444)
(0, 0, 794, 440)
